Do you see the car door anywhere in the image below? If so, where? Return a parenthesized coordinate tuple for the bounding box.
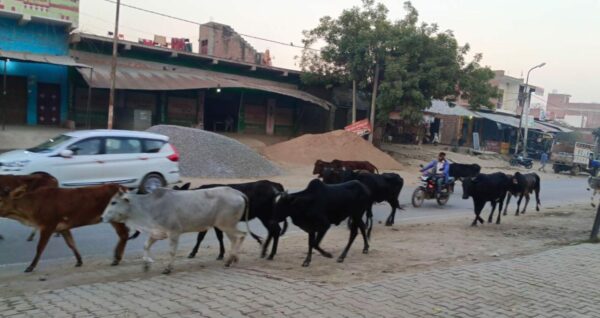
(57, 137, 106, 187)
(101, 137, 145, 186)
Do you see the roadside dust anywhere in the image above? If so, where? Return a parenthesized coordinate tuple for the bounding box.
(0, 203, 594, 297)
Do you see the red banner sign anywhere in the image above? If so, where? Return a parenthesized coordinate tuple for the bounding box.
(345, 119, 372, 136)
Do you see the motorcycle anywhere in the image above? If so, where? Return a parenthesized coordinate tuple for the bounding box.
(411, 174, 453, 207)
(509, 155, 533, 169)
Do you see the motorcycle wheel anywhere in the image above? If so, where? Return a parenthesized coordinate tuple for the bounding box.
(436, 193, 450, 206)
(525, 162, 533, 169)
(509, 159, 517, 166)
(412, 188, 426, 208)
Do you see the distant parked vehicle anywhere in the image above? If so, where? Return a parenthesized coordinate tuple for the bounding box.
(551, 142, 600, 176)
(509, 155, 533, 169)
(0, 130, 180, 193)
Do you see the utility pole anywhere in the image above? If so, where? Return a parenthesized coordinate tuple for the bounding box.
(368, 63, 380, 144)
(515, 62, 546, 156)
(352, 80, 357, 123)
(107, 0, 121, 129)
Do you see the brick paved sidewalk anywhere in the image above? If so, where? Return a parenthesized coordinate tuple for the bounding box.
(2, 244, 600, 318)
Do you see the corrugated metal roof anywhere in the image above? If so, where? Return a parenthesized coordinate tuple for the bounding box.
(0, 50, 90, 68)
(74, 55, 332, 110)
(476, 111, 561, 133)
(424, 100, 481, 118)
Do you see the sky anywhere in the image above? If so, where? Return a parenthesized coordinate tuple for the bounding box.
(79, 0, 600, 103)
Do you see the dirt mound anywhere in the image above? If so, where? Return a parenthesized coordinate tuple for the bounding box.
(262, 130, 402, 170)
(147, 125, 279, 178)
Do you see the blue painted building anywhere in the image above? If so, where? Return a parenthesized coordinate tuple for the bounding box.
(0, 0, 79, 126)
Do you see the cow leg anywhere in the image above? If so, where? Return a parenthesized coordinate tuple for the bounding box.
(188, 231, 208, 259)
(223, 227, 246, 267)
(503, 195, 512, 216)
(521, 194, 531, 214)
(26, 229, 36, 242)
(25, 227, 53, 273)
(385, 199, 400, 227)
(357, 218, 370, 254)
(162, 234, 180, 275)
(59, 230, 83, 267)
(496, 194, 506, 225)
(267, 223, 282, 261)
(214, 229, 226, 261)
(143, 237, 158, 272)
(515, 195, 524, 216)
(302, 231, 316, 267)
(488, 201, 497, 224)
(261, 230, 273, 259)
(110, 222, 129, 266)
(338, 218, 360, 263)
(313, 228, 332, 258)
(472, 201, 485, 227)
(535, 186, 541, 211)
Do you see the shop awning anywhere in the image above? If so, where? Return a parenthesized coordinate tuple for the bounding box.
(476, 111, 561, 133)
(76, 64, 333, 110)
(0, 50, 90, 68)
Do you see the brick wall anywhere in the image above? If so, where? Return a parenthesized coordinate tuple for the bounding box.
(199, 22, 257, 64)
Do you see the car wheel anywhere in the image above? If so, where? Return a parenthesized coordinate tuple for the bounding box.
(525, 163, 533, 169)
(139, 173, 166, 194)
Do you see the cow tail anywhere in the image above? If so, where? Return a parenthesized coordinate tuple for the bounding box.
(128, 230, 141, 240)
(280, 219, 289, 236)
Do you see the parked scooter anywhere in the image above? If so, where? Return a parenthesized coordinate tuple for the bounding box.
(509, 154, 533, 169)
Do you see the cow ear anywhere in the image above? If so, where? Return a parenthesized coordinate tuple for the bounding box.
(9, 185, 28, 199)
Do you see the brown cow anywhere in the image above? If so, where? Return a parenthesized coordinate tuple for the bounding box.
(0, 174, 59, 241)
(313, 159, 378, 177)
(0, 184, 129, 272)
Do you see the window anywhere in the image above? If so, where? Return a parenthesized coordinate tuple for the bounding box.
(28, 134, 73, 153)
(143, 139, 166, 153)
(68, 138, 102, 156)
(105, 138, 142, 154)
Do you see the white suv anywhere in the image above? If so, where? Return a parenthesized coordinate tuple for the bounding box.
(0, 130, 180, 193)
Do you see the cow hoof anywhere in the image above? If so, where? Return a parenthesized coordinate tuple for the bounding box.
(187, 254, 196, 259)
(385, 221, 393, 227)
(496, 221, 501, 225)
(24, 266, 34, 273)
(75, 262, 82, 267)
(322, 252, 333, 258)
(301, 261, 310, 267)
(337, 257, 345, 263)
(267, 256, 275, 261)
(216, 255, 224, 261)
(143, 263, 151, 272)
(362, 249, 369, 254)
(110, 260, 120, 266)
(162, 268, 172, 275)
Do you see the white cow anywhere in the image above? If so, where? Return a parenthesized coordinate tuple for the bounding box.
(101, 187, 249, 274)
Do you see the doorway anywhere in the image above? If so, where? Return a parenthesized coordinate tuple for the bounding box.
(37, 83, 61, 125)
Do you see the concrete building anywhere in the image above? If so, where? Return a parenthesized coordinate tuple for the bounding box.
(546, 93, 600, 128)
(0, 0, 80, 126)
(199, 22, 271, 66)
(488, 70, 544, 115)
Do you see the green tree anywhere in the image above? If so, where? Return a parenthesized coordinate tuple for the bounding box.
(301, 0, 498, 134)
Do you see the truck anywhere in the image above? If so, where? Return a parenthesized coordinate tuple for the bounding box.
(552, 142, 600, 176)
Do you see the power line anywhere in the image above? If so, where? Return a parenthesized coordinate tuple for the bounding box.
(101, 0, 320, 52)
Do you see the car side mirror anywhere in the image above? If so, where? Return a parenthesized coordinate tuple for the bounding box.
(60, 149, 74, 158)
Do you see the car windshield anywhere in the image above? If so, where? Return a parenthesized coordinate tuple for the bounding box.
(27, 135, 74, 153)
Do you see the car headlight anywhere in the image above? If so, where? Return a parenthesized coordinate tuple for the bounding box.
(3, 160, 31, 168)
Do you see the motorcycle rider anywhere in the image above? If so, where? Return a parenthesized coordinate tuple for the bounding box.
(420, 152, 450, 194)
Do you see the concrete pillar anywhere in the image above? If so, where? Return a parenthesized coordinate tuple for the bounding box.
(266, 98, 276, 135)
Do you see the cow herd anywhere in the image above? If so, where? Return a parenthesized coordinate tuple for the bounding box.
(0, 159, 542, 275)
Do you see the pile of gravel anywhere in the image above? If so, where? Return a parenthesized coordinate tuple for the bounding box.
(147, 125, 280, 178)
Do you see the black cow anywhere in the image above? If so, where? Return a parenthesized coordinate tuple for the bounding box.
(174, 180, 286, 260)
(503, 172, 541, 216)
(321, 168, 404, 233)
(462, 172, 512, 226)
(449, 163, 481, 179)
(271, 179, 372, 267)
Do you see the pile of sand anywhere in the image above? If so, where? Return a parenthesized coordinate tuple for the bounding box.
(262, 130, 402, 170)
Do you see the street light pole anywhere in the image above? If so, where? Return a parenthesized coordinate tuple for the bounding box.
(107, 0, 121, 129)
(514, 62, 546, 156)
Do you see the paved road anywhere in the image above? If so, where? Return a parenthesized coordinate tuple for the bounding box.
(2, 243, 600, 317)
(0, 176, 589, 267)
